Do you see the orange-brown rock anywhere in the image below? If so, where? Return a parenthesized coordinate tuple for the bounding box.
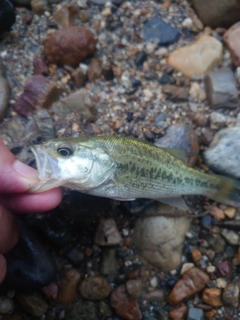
(44, 26, 96, 67)
(223, 22, 240, 67)
(58, 269, 81, 305)
(202, 288, 223, 307)
(169, 304, 187, 319)
(110, 285, 142, 320)
(87, 58, 102, 82)
(191, 248, 202, 265)
(205, 309, 218, 319)
(168, 267, 209, 305)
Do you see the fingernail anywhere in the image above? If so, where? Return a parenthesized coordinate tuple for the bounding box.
(13, 160, 39, 179)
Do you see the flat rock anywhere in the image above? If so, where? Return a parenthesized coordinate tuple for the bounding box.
(204, 68, 239, 108)
(204, 127, 240, 179)
(223, 22, 240, 67)
(168, 267, 209, 304)
(167, 35, 222, 77)
(162, 85, 189, 101)
(44, 26, 96, 67)
(0, 0, 16, 34)
(190, 0, 240, 28)
(187, 307, 204, 320)
(94, 218, 122, 246)
(141, 16, 180, 45)
(202, 288, 223, 307)
(132, 203, 191, 272)
(155, 123, 199, 166)
(223, 282, 239, 308)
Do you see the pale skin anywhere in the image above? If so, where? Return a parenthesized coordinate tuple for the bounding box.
(0, 140, 62, 284)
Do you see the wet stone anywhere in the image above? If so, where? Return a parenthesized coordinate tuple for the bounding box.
(141, 17, 180, 45)
(223, 22, 240, 67)
(110, 285, 142, 320)
(58, 269, 81, 305)
(65, 300, 98, 320)
(204, 68, 239, 109)
(0, 296, 14, 314)
(53, 4, 81, 28)
(16, 291, 48, 317)
(187, 307, 204, 320)
(221, 229, 239, 245)
(34, 109, 55, 140)
(143, 290, 165, 302)
(33, 56, 48, 76)
(0, 0, 16, 34)
(71, 68, 88, 88)
(87, 58, 102, 82)
(210, 112, 235, 128)
(100, 248, 118, 275)
(216, 260, 232, 278)
(204, 127, 240, 179)
(169, 304, 187, 319)
(223, 282, 239, 308)
(31, 0, 50, 14)
(202, 288, 223, 307)
(94, 218, 122, 246)
(126, 279, 143, 298)
(162, 85, 189, 101)
(207, 234, 226, 253)
(79, 276, 111, 300)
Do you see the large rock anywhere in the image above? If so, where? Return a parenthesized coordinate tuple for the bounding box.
(204, 127, 240, 179)
(44, 26, 96, 67)
(132, 203, 191, 272)
(189, 0, 240, 28)
(167, 35, 222, 77)
(204, 68, 239, 108)
(0, 0, 16, 34)
(223, 22, 240, 67)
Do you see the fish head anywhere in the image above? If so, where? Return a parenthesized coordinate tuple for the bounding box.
(30, 139, 96, 192)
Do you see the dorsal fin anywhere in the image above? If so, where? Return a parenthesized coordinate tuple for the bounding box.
(163, 148, 187, 163)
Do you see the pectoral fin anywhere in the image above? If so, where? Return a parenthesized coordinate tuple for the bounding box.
(164, 148, 187, 163)
(157, 196, 189, 211)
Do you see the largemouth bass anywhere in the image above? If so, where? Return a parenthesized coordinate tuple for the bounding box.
(30, 136, 240, 209)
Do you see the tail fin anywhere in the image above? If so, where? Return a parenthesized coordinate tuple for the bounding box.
(210, 176, 240, 207)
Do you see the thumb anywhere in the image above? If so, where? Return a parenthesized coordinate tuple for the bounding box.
(0, 140, 39, 193)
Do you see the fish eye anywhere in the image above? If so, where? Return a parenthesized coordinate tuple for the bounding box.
(57, 145, 73, 157)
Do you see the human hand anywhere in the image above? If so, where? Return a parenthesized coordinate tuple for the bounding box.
(0, 140, 62, 283)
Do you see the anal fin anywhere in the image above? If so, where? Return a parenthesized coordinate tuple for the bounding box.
(157, 196, 189, 211)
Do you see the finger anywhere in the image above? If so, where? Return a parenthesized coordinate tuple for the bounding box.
(0, 140, 39, 193)
(0, 188, 62, 213)
(0, 254, 7, 284)
(0, 206, 19, 253)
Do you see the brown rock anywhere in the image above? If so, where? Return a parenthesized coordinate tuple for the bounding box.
(14, 75, 61, 118)
(110, 285, 142, 320)
(223, 22, 240, 67)
(71, 68, 87, 88)
(44, 26, 96, 67)
(216, 260, 232, 278)
(209, 207, 225, 221)
(94, 218, 122, 246)
(202, 288, 223, 307)
(126, 280, 143, 298)
(190, 0, 240, 28)
(33, 56, 48, 76)
(205, 309, 218, 319)
(155, 123, 199, 166)
(167, 35, 222, 77)
(87, 58, 102, 82)
(162, 85, 189, 101)
(31, 0, 50, 14)
(169, 304, 187, 320)
(41, 282, 58, 301)
(16, 291, 48, 317)
(223, 282, 239, 308)
(192, 112, 208, 127)
(80, 276, 111, 300)
(191, 248, 202, 265)
(168, 267, 209, 305)
(53, 4, 81, 28)
(58, 269, 81, 305)
(143, 290, 165, 302)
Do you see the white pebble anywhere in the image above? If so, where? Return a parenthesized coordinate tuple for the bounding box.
(150, 277, 158, 288)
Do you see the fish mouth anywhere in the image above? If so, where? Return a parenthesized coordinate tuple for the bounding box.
(29, 145, 59, 193)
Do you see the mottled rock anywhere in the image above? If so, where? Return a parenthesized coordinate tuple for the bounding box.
(224, 22, 240, 67)
(33, 56, 48, 76)
(53, 4, 81, 27)
(31, 0, 50, 14)
(141, 17, 180, 45)
(187, 307, 204, 320)
(110, 285, 142, 320)
(169, 304, 187, 319)
(223, 282, 239, 308)
(216, 260, 232, 278)
(209, 206, 225, 221)
(79, 276, 111, 300)
(51, 88, 96, 122)
(205, 309, 218, 319)
(189, 82, 206, 101)
(100, 248, 118, 275)
(168, 267, 209, 305)
(16, 291, 48, 317)
(202, 288, 223, 307)
(0, 296, 14, 314)
(162, 85, 189, 101)
(143, 290, 165, 302)
(94, 218, 122, 246)
(87, 58, 102, 82)
(207, 234, 226, 253)
(14, 75, 61, 118)
(190, 0, 240, 28)
(221, 229, 239, 245)
(168, 35, 222, 77)
(64, 300, 98, 320)
(155, 123, 199, 166)
(58, 269, 81, 305)
(204, 68, 238, 109)
(0, 0, 16, 34)
(34, 109, 54, 140)
(44, 26, 96, 67)
(210, 112, 236, 128)
(204, 127, 240, 179)
(133, 204, 190, 272)
(126, 280, 143, 298)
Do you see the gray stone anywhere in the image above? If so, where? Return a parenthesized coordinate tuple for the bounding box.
(88, 0, 114, 4)
(187, 307, 204, 320)
(223, 282, 239, 308)
(210, 111, 236, 128)
(65, 300, 98, 320)
(34, 109, 55, 140)
(204, 68, 239, 109)
(0, 296, 14, 314)
(189, 0, 240, 28)
(100, 248, 118, 275)
(132, 203, 191, 272)
(204, 127, 240, 179)
(0, 75, 10, 121)
(141, 17, 180, 45)
(207, 234, 226, 253)
(221, 229, 239, 245)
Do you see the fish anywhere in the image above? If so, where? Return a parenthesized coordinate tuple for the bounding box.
(29, 136, 240, 210)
